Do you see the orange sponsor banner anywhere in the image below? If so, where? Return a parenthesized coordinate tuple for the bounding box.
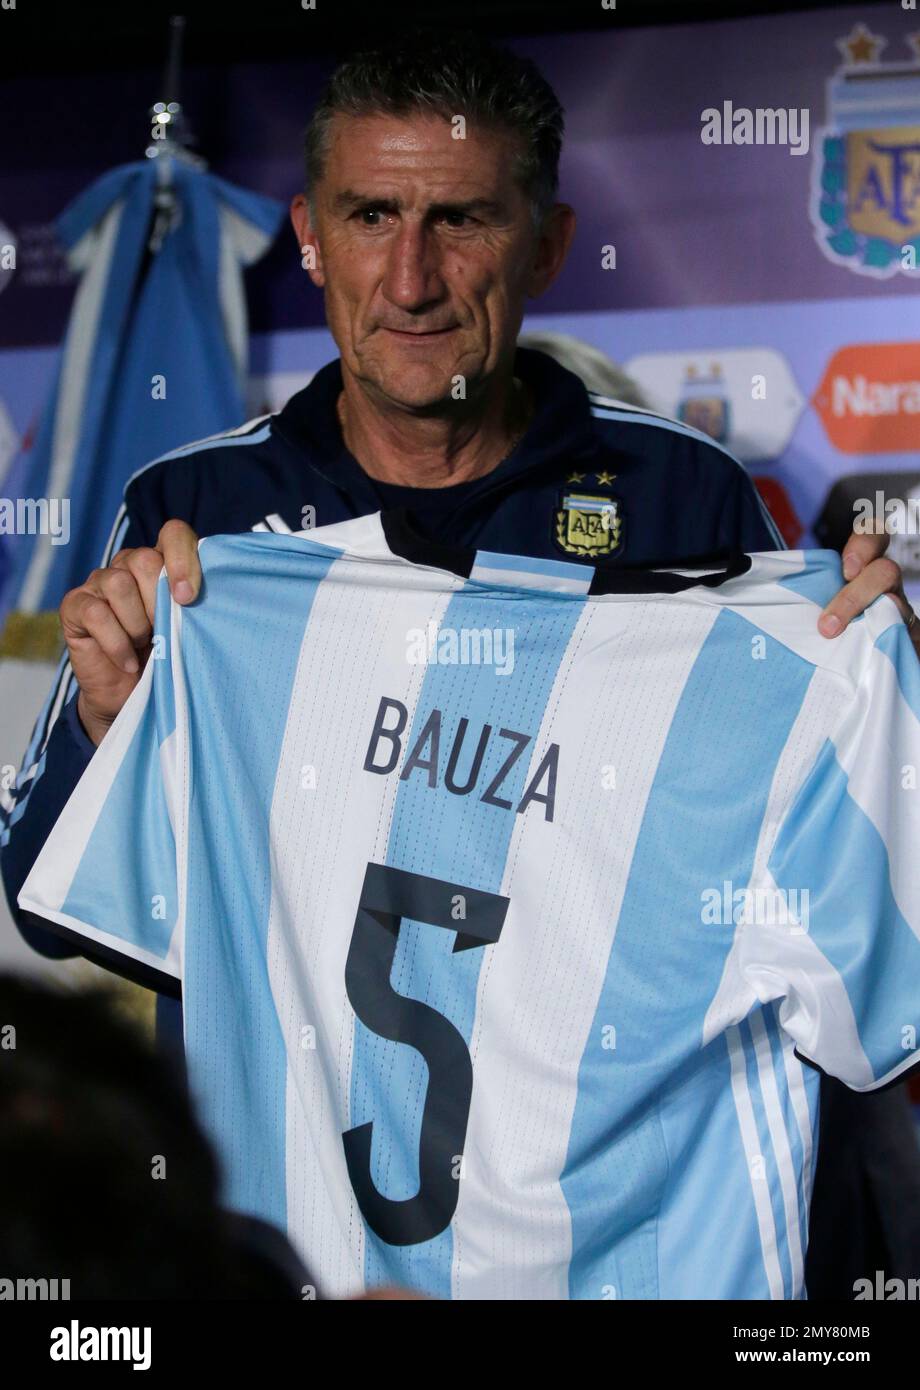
(812, 343, 920, 453)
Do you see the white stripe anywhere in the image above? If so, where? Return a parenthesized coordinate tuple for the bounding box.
(265, 550, 462, 1294)
(743, 865, 875, 1088)
(217, 204, 248, 391)
(703, 668, 875, 1087)
(726, 1026, 784, 1299)
(779, 1025, 816, 1231)
(217, 205, 276, 386)
(749, 1009, 805, 1295)
(20, 202, 126, 612)
(702, 668, 848, 1043)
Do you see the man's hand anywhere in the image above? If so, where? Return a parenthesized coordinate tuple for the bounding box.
(819, 527, 919, 659)
(60, 520, 202, 747)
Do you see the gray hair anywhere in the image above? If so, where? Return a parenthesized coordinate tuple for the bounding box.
(304, 29, 565, 228)
(518, 332, 650, 407)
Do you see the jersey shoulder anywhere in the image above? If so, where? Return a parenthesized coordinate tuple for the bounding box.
(716, 549, 903, 684)
(587, 390, 745, 472)
(586, 391, 785, 549)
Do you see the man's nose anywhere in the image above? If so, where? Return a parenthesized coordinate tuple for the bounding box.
(381, 224, 444, 310)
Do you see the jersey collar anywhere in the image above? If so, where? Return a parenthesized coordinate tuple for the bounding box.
(379, 509, 752, 595)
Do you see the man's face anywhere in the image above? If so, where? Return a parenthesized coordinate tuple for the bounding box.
(291, 113, 571, 411)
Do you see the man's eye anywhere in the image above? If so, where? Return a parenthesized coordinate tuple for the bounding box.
(357, 208, 388, 226)
(439, 211, 470, 228)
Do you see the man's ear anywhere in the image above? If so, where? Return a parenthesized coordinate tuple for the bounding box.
(526, 203, 576, 299)
(290, 193, 325, 288)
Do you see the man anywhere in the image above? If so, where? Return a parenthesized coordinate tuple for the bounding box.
(3, 28, 918, 1295)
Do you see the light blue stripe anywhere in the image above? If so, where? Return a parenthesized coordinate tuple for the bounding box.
(59, 586, 177, 959)
(563, 608, 814, 1298)
(356, 584, 583, 1296)
(180, 533, 340, 1226)
(768, 738, 920, 1085)
(473, 549, 592, 581)
(875, 621, 920, 725)
(775, 550, 845, 608)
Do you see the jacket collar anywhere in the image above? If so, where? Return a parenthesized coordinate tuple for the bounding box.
(272, 345, 600, 504)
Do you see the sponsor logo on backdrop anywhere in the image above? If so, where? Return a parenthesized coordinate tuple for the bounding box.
(623, 348, 805, 464)
(811, 23, 920, 278)
(677, 363, 731, 443)
(812, 342, 920, 452)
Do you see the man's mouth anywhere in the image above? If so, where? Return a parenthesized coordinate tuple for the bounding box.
(381, 326, 458, 339)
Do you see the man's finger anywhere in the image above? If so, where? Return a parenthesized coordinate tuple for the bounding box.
(65, 591, 142, 674)
(113, 548, 172, 627)
(819, 556, 901, 636)
(157, 519, 202, 604)
(90, 566, 153, 647)
(841, 526, 889, 581)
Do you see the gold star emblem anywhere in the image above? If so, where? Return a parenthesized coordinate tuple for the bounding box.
(595, 471, 616, 487)
(567, 472, 585, 484)
(837, 22, 886, 67)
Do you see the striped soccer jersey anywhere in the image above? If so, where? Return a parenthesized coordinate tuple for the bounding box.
(19, 512, 920, 1300)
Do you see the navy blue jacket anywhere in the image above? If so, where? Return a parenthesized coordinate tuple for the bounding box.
(2, 346, 782, 971)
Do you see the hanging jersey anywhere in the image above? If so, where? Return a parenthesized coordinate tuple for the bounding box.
(18, 512, 920, 1300)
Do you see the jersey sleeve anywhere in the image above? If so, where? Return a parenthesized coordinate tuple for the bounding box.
(716, 457, 787, 553)
(16, 572, 183, 996)
(742, 603, 920, 1090)
(0, 498, 147, 959)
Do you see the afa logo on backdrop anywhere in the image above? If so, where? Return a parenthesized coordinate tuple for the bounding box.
(812, 23, 920, 277)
